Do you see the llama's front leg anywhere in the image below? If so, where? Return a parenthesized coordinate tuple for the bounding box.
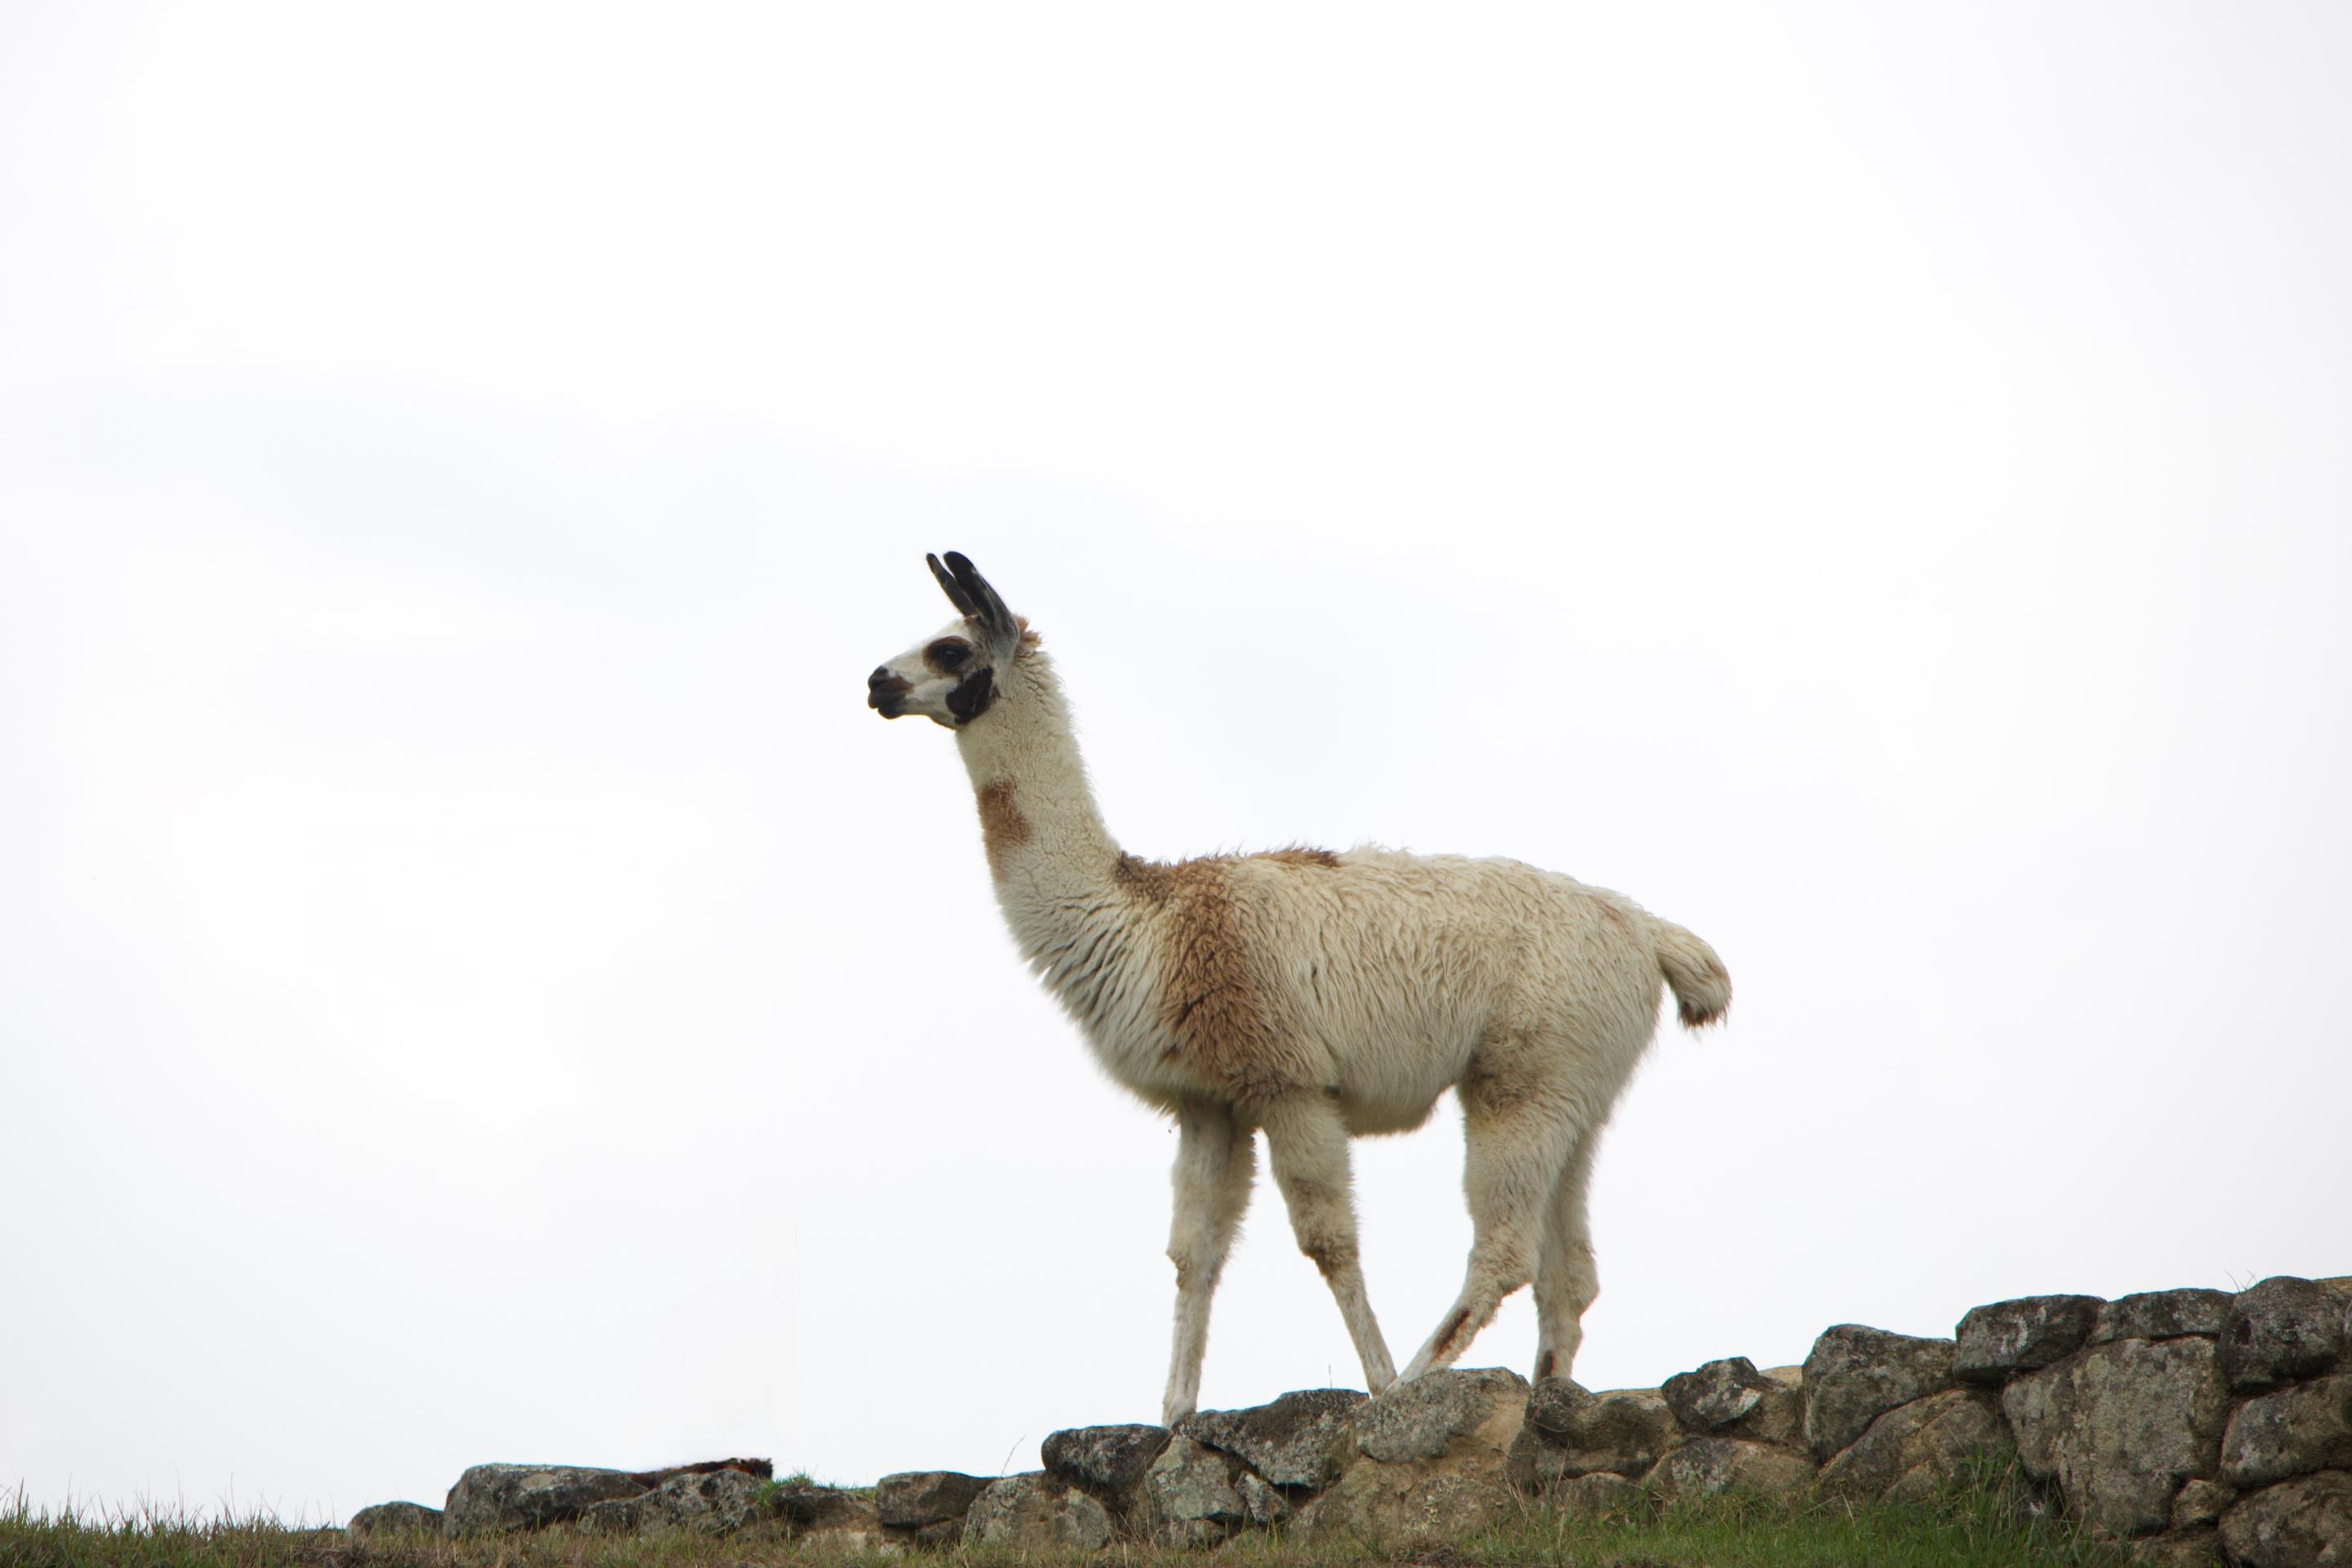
(1162, 1099, 1255, 1425)
(1260, 1093, 1396, 1395)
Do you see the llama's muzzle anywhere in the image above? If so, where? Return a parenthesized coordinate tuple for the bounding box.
(867, 667, 911, 717)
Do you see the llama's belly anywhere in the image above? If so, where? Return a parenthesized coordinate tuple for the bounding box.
(1324, 1026, 1479, 1136)
(1332, 1086, 1446, 1136)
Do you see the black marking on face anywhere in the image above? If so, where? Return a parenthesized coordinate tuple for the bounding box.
(924, 637, 973, 675)
(945, 665, 996, 724)
(866, 666, 911, 716)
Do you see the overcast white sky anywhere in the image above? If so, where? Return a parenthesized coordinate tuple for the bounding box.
(3, 1, 2348, 1529)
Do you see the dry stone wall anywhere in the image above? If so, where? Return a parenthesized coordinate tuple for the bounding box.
(347, 1275, 2352, 1567)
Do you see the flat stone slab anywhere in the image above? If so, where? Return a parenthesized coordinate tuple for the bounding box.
(964, 1472, 1115, 1551)
(2220, 1374, 2352, 1490)
(1510, 1381, 1677, 1492)
(2221, 1470, 2352, 1568)
(1954, 1295, 2104, 1383)
(2224, 1277, 2350, 1395)
(875, 1469, 995, 1528)
(1802, 1325, 1957, 1459)
(347, 1501, 441, 1535)
(1648, 1437, 1816, 1503)
(1817, 1388, 2010, 1503)
(578, 1468, 760, 1536)
(441, 1464, 648, 1536)
(1722, 1379, 1807, 1448)
(1236, 1470, 1289, 1527)
(1143, 1436, 1245, 1548)
(767, 1481, 873, 1532)
(1178, 1388, 1365, 1488)
(2172, 1477, 2236, 1533)
(1353, 1367, 1526, 1463)
(1664, 1356, 1780, 1431)
(2002, 1335, 2230, 1539)
(1041, 1423, 1172, 1502)
(2091, 1289, 2233, 1345)
(1312, 1461, 1518, 1550)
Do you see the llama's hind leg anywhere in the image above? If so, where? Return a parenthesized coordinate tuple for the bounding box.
(1164, 1098, 1257, 1424)
(1401, 1077, 1583, 1382)
(1260, 1091, 1396, 1395)
(1531, 1131, 1601, 1383)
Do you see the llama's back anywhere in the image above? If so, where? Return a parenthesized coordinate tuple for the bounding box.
(1236, 844, 1713, 1050)
(1420, 849, 1728, 1032)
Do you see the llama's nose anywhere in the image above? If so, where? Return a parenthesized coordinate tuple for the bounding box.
(867, 667, 912, 710)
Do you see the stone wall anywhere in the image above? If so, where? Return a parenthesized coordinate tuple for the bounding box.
(350, 1275, 2352, 1567)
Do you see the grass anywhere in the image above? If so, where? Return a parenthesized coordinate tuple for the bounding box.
(2, 1465, 2135, 1568)
(1446, 1461, 2135, 1568)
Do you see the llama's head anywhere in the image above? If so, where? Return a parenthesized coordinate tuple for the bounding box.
(866, 551, 1026, 729)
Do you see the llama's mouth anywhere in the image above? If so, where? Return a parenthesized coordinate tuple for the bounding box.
(868, 669, 913, 718)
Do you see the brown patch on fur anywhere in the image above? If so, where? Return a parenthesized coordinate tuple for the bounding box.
(1116, 852, 1303, 1103)
(1013, 614, 1042, 654)
(1111, 852, 1179, 902)
(1534, 1349, 1558, 1383)
(920, 635, 973, 676)
(1258, 846, 1341, 869)
(975, 780, 1031, 878)
(1428, 1307, 1473, 1364)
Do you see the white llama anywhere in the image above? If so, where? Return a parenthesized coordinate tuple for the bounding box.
(868, 553, 1730, 1423)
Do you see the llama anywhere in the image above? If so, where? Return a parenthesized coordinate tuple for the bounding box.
(867, 552, 1730, 1423)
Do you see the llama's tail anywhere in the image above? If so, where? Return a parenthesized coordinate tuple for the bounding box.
(1652, 919, 1731, 1029)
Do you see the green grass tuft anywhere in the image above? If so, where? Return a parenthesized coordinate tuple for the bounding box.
(1, 1466, 2136, 1568)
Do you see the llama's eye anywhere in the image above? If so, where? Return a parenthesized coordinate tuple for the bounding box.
(929, 640, 970, 670)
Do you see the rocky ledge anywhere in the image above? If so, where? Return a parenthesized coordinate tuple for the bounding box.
(349, 1274, 2352, 1567)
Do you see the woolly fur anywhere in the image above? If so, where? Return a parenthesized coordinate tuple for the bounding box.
(870, 555, 1731, 1423)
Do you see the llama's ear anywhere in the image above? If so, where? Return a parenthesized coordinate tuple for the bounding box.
(928, 553, 979, 617)
(942, 551, 1021, 656)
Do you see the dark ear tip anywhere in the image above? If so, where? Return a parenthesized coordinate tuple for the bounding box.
(928, 551, 978, 615)
(943, 550, 976, 576)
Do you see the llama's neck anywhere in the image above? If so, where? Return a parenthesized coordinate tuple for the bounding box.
(954, 648, 1123, 924)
